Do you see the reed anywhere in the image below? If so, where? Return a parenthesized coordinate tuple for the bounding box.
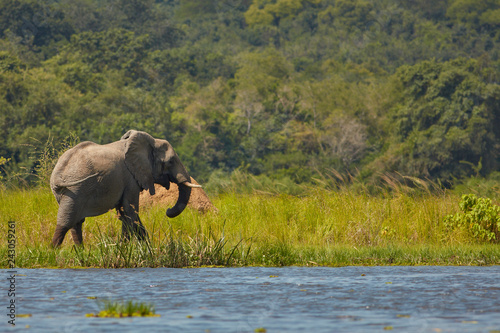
(1, 186, 499, 268)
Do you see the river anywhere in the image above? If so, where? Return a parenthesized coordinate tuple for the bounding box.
(3, 266, 500, 332)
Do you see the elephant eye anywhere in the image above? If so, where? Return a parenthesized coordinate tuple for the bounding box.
(162, 160, 172, 170)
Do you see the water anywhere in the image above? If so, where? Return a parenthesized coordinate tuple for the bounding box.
(3, 266, 500, 332)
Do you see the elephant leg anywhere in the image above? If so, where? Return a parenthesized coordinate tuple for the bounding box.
(52, 197, 83, 248)
(70, 219, 85, 246)
(52, 224, 70, 248)
(117, 206, 135, 241)
(117, 202, 148, 242)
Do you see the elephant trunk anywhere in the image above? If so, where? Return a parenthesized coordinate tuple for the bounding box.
(166, 183, 192, 218)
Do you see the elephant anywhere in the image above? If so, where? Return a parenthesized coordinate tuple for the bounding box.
(50, 130, 200, 247)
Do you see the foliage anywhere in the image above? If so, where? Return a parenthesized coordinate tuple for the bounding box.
(1, 0, 500, 188)
(444, 194, 500, 242)
(370, 58, 500, 185)
(446, 0, 500, 31)
(245, 0, 308, 27)
(453, 171, 500, 198)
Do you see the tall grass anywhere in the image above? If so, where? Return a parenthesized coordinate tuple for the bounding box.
(1, 184, 499, 268)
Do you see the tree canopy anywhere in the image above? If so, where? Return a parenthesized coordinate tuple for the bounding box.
(0, 0, 499, 188)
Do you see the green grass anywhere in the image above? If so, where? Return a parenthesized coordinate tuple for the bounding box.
(1, 187, 500, 268)
(86, 300, 158, 317)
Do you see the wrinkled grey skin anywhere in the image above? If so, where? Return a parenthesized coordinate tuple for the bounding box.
(50, 130, 200, 247)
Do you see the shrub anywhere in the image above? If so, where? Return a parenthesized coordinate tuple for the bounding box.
(444, 194, 500, 242)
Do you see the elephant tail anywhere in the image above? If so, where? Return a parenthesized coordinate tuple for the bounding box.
(52, 173, 99, 191)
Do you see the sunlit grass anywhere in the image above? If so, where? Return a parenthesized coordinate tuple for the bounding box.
(1, 186, 499, 268)
(86, 300, 158, 318)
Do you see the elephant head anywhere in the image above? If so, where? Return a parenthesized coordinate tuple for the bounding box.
(121, 130, 200, 218)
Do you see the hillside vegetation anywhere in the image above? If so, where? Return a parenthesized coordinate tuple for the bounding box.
(1, 0, 499, 189)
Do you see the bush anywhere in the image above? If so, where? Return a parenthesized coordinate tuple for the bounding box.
(444, 194, 500, 242)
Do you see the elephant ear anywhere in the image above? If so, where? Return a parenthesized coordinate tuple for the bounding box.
(121, 130, 135, 141)
(123, 130, 156, 195)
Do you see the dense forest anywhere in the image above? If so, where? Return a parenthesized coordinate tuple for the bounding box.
(0, 0, 499, 190)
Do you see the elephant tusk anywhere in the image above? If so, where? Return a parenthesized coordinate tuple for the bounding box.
(182, 181, 202, 188)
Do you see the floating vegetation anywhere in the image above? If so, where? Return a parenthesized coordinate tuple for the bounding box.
(86, 300, 159, 318)
(17, 314, 32, 318)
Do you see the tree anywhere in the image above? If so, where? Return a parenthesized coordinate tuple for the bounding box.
(373, 58, 500, 183)
(321, 117, 368, 166)
(446, 0, 500, 31)
(234, 87, 265, 135)
(0, 0, 74, 57)
(245, 0, 305, 27)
